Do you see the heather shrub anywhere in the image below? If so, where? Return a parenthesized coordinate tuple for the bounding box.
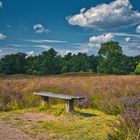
(108, 91, 140, 140)
(0, 92, 12, 111)
(0, 75, 140, 115)
(101, 101, 122, 115)
(0, 91, 41, 111)
(108, 119, 128, 140)
(14, 93, 41, 109)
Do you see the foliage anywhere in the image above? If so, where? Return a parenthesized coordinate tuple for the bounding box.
(98, 41, 122, 57)
(0, 75, 140, 115)
(135, 63, 140, 74)
(0, 53, 27, 74)
(0, 75, 140, 139)
(108, 91, 140, 140)
(0, 41, 139, 75)
(26, 48, 62, 75)
(0, 82, 42, 111)
(97, 41, 135, 74)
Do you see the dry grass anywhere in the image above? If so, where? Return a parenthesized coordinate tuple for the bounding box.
(0, 75, 140, 139)
(0, 106, 116, 140)
(0, 75, 140, 114)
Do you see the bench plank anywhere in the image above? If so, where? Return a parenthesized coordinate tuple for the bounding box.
(34, 92, 84, 113)
(34, 92, 84, 100)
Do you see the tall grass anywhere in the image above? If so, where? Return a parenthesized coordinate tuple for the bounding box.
(108, 90, 140, 140)
(0, 75, 140, 115)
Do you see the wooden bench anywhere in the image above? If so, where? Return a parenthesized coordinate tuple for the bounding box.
(34, 92, 85, 113)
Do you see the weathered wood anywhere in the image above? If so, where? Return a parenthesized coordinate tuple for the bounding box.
(34, 92, 85, 113)
(41, 96, 49, 107)
(34, 92, 84, 100)
(65, 99, 74, 113)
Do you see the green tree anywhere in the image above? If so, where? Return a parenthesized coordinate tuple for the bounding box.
(134, 63, 140, 74)
(0, 45, 138, 75)
(26, 48, 62, 75)
(97, 41, 133, 74)
(0, 53, 27, 74)
(98, 41, 122, 57)
(62, 52, 91, 73)
(88, 55, 99, 72)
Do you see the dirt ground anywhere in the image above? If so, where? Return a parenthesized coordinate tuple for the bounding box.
(0, 108, 116, 140)
(0, 120, 34, 140)
(0, 111, 57, 140)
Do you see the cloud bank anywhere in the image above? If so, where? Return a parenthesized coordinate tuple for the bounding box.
(67, 0, 140, 29)
(89, 33, 114, 46)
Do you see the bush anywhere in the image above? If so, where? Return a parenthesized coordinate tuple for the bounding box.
(0, 75, 140, 115)
(135, 63, 140, 75)
(0, 92, 12, 111)
(108, 94, 140, 140)
(0, 92, 41, 111)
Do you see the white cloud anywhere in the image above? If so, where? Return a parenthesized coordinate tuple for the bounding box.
(80, 8, 86, 14)
(33, 24, 50, 34)
(136, 25, 140, 33)
(125, 37, 131, 42)
(0, 1, 3, 8)
(0, 33, 6, 40)
(67, 0, 140, 29)
(26, 39, 67, 43)
(112, 32, 140, 38)
(0, 49, 2, 53)
(25, 51, 34, 58)
(10, 44, 51, 50)
(58, 48, 89, 56)
(89, 33, 114, 46)
(58, 50, 72, 56)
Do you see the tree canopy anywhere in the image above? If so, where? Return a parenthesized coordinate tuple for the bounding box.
(135, 63, 140, 74)
(98, 41, 122, 57)
(97, 41, 135, 74)
(0, 41, 139, 75)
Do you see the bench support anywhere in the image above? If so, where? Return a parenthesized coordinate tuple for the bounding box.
(34, 92, 84, 113)
(65, 100, 74, 113)
(41, 96, 49, 106)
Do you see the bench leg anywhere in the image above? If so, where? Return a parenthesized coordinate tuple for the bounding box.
(41, 96, 49, 107)
(65, 100, 74, 113)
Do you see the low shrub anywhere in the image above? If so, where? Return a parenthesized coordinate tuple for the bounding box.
(0, 92, 41, 111)
(0, 75, 140, 115)
(108, 93, 140, 140)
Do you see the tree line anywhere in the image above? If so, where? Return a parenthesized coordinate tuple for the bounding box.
(0, 41, 140, 75)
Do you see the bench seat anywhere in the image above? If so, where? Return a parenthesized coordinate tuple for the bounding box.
(33, 92, 84, 112)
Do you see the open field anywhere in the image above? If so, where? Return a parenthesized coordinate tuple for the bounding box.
(0, 75, 140, 114)
(0, 106, 116, 140)
(0, 75, 140, 140)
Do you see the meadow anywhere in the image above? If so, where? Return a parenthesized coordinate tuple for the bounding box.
(0, 75, 140, 140)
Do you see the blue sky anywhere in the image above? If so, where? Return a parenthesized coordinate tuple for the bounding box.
(0, 0, 140, 57)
